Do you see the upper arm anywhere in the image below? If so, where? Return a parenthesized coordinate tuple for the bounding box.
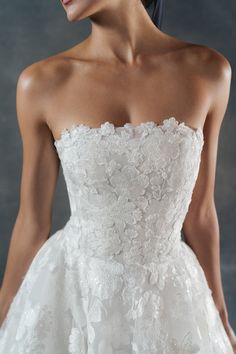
(183, 50, 232, 225)
(16, 63, 60, 235)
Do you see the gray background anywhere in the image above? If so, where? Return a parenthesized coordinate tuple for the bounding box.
(0, 0, 235, 328)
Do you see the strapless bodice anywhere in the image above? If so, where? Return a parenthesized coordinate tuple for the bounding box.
(53, 117, 204, 264)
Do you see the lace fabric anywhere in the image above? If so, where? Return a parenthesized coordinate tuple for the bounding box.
(0, 117, 234, 353)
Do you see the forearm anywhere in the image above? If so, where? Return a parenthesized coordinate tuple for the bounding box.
(0, 213, 50, 306)
(183, 206, 228, 318)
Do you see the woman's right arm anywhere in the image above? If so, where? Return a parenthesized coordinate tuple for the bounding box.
(0, 63, 60, 326)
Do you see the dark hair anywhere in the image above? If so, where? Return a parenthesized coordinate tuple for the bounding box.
(144, 0, 164, 29)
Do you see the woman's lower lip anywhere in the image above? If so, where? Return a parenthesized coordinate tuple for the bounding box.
(62, 0, 72, 5)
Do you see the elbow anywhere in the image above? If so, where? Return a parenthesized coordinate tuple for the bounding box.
(15, 212, 51, 243)
(183, 200, 220, 244)
(184, 196, 218, 227)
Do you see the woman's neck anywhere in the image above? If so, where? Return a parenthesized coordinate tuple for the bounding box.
(85, 0, 165, 65)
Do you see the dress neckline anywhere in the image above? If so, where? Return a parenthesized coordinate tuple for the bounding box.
(54, 116, 204, 148)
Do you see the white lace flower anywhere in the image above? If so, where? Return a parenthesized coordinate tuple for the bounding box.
(110, 164, 149, 200)
(85, 227, 122, 257)
(68, 327, 86, 354)
(100, 122, 115, 135)
(87, 258, 124, 300)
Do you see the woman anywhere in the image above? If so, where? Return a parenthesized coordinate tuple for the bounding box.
(0, 0, 235, 352)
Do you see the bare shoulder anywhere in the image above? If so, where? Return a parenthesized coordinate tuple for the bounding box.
(174, 40, 232, 108)
(163, 35, 232, 130)
(16, 50, 75, 128)
(161, 31, 232, 84)
(186, 44, 232, 106)
(17, 51, 73, 100)
(179, 43, 232, 128)
(180, 42, 232, 84)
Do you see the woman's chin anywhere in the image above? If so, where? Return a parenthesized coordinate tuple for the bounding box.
(67, 12, 79, 23)
(67, 12, 85, 23)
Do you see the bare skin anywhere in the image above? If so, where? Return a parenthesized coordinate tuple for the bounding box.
(0, 0, 235, 349)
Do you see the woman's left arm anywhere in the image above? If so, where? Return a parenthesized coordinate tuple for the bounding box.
(182, 51, 236, 350)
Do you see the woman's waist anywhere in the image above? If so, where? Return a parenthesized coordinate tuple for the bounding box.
(62, 214, 183, 264)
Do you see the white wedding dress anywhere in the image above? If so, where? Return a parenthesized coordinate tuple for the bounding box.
(0, 117, 234, 354)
